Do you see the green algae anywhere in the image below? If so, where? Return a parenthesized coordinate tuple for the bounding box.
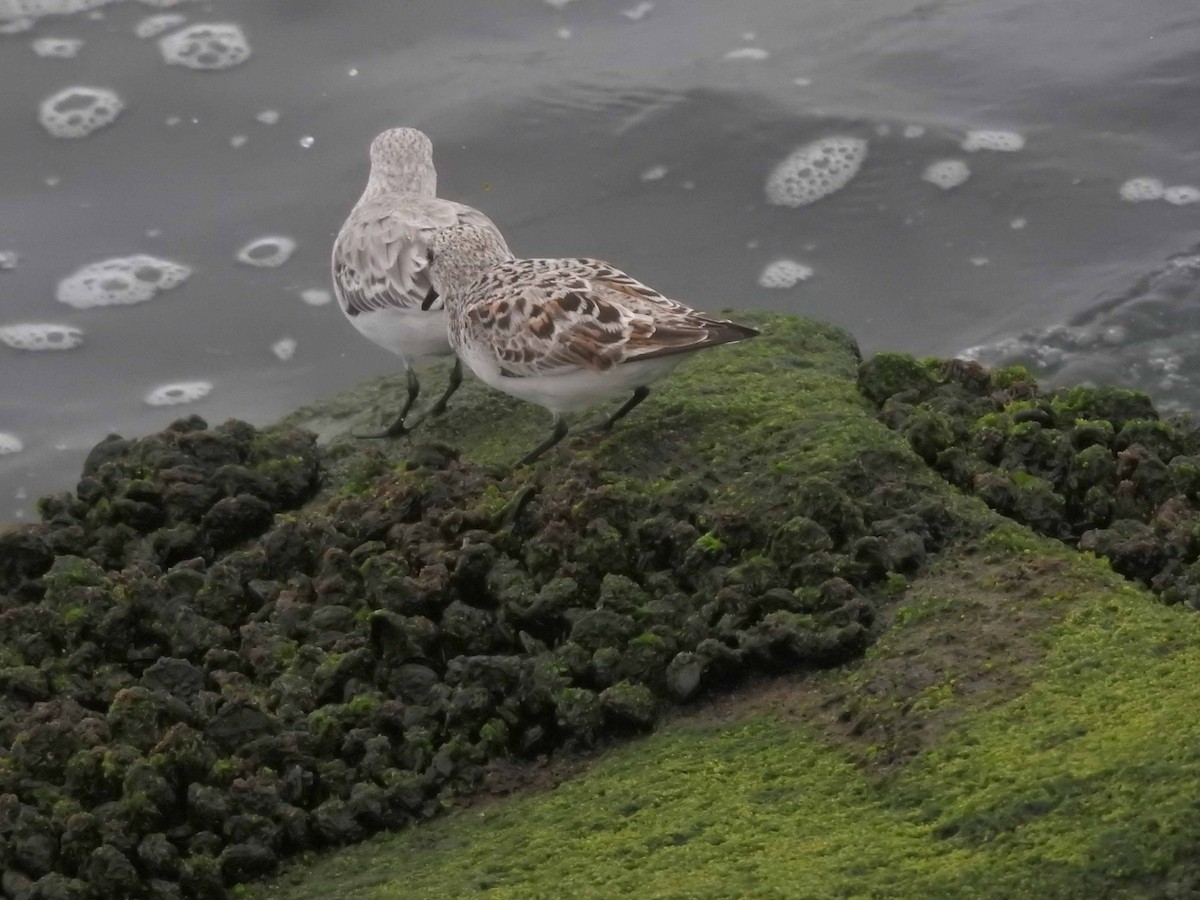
(254, 529, 1200, 900)
(250, 317, 1200, 900)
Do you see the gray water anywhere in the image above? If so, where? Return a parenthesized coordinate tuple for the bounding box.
(2, 0, 1199, 520)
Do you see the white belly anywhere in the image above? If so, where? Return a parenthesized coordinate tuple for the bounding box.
(347, 307, 452, 364)
(460, 341, 684, 415)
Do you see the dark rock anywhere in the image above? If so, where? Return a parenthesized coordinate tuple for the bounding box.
(83, 846, 139, 898)
(219, 841, 278, 882)
(30, 873, 87, 900)
(137, 832, 182, 879)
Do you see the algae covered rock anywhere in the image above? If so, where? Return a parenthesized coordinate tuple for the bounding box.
(0, 316, 962, 897)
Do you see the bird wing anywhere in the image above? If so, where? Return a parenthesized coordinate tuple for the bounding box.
(463, 258, 757, 378)
(332, 195, 509, 318)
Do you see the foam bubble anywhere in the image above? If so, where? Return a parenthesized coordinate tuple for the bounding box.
(0, 323, 84, 351)
(0, 17, 33, 34)
(255, 108, 279, 124)
(32, 36, 83, 57)
(922, 159, 970, 190)
(236, 236, 295, 268)
(159, 22, 250, 70)
(0, 433, 22, 455)
(229, 134, 247, 148)
(970, 256, 990, 266)
(555, 27, 571, 39)
(300, 288, 332, 306)
(271, 337, 296, 360)
(145, 380, 211, 407)
(757, 259, 813, 289)
(1119, 177, 1164, 202)
(0, 251, 17, 270)
(135, 13, 184, 38)
(902, 124, 925, 139)
(640, 164, 667, 181)
(1010, 217, 1027, 229)
(298, 135, 314, 148)
(622, 2, 652, 19)
(962, 130, 1025, 152)
(1164, 185, 1200, 206)
(56, 254, 191, 308)
(725, 46, 768, 60)
(137, 0, 196, 7)
(765, 136, 868, 207)
(39, 85, 123, 139)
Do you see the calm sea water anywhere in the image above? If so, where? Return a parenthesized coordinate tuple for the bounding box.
(2, 0, 1199, 520)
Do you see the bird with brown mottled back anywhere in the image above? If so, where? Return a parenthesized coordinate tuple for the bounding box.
(427, 222, 759, 465)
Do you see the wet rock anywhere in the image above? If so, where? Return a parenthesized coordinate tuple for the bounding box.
(84, 846, 139, 898)
(857, 353, 938, 404)
(218, 841, 278, 882)
(30, 873, 88, 900)
(311, 798, 363, 847)
(1079, 519, 1170, 584)
(665, 651, 704, 700)
(132, 835, 179, 883)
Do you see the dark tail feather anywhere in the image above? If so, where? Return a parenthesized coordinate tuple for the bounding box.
(631, 317, 760, 363)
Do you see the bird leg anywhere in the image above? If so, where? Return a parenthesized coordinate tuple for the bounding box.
(587, 385, 650, 432)
(427, 358, 463, 417)
(516, 415, 569, 466)
(356, 366, 420, 439)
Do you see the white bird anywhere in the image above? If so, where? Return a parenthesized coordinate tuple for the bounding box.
(428, 223, 760, 465)
(332, 127, 511, 437)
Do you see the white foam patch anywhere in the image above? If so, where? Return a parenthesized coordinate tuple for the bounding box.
(255, 108, 279, 124)
(1010, 217, 1027, 229)
(145, 380, 211, 407)
(56, 254, 191, 308)
(271, 337, 296, 361)
(1119, 177, 1164, 202)
(0, 251, 17, 270)
(0, 323, 84, 351)
(39, 85, 123, 139)
(300, 288, 332, 306)
(640, 164, 667, 181)
(137, 0, 196, 7)
(135, 13, 183, 37)
(555, 27, 571, 39)
(298, 135, 314, 148)
(757, 259, 813, 289)
(1164, 185, 1200, 206)
(765, 136, 868, 208)
(922, 159, 970, 190)
(159, 22, 250, 70)
(229, 134, 247, 148)
(903, 124, 925, 139)
(32, 36, 83, 57)
(725, 46, 768, 60)
(0, 17, 33, 34)
(0, 433, 23, 455)
(236, 236, 295, 268)
(622, 2, 652, 19)
(962, 130, 1025, 152)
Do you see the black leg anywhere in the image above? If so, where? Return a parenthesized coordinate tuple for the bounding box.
(517, 415, 569, 466)
(590, 385, 650, 432)
(428, 358, 463, 417)
(356, 366, 420, 439)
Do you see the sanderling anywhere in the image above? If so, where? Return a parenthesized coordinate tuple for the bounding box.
(428, 224, 760, 465)
(332, 127, 512, 437)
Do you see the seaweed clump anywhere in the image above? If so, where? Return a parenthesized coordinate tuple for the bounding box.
(0, 405, 950, 897)
(859, 353, 1200, 605)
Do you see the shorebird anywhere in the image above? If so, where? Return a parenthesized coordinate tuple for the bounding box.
(427, 223, 760, 465)
(332, 127, 511, 437)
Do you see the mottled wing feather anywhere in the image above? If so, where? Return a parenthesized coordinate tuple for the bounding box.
(332, 196, 508, 318)
(463, 259, 754, 378)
